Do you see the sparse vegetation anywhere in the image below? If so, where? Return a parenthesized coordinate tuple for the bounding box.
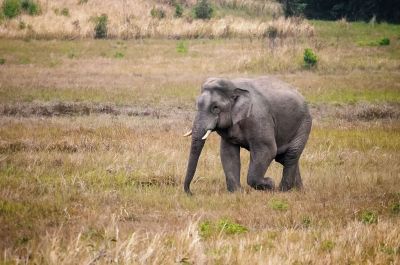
(176, 40, 188, 54)
(60, 7, 69, 17)
(94, 14, 108, 39)
(150, 6, 166, 19)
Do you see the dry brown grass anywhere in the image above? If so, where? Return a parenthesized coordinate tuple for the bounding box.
(0, 20, 400, 264)
(0, 0, 312, 39)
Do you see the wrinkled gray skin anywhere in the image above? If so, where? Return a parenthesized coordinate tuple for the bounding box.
(184, 76, 312, 195)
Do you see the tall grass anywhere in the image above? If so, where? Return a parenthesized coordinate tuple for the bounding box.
(0, 0, 312, 39)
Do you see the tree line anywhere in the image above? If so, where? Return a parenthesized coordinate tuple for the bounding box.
(279, 0, 400, 23)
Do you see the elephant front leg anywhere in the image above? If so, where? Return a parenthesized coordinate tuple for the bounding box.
(220, 138, 241, 192)
(247, 147, 276, 190)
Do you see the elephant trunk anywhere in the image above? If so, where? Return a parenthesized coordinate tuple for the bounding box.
(184, 114, 213, 195)
(183, 135, 206, 195)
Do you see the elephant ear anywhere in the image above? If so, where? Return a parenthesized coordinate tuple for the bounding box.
(231, 88, 253, 125)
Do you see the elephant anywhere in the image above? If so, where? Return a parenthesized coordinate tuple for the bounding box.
(183, 76, 312, 195)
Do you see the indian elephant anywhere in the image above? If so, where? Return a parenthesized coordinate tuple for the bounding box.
(183, 76, 312, 195)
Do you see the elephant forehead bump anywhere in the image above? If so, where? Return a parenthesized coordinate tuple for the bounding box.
(197, 91, 212, 109)
(201, 78, 233, 94)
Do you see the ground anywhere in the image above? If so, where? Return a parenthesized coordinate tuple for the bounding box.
(0, 20, 399, 264)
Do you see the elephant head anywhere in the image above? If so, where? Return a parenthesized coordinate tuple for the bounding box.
(183, 78, 252, 194)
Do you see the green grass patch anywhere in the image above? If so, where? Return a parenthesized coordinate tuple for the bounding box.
(360, 210, 378, 224)
(307, 89, 400, 104)
(269, 198, 289, 211)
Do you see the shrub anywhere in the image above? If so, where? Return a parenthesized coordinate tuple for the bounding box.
(303, 48, 317, 68)
(94, 14, 108, 39)
(360, 210, 378, 224)
(378, 37, 390, 46)
(0, 58, 5, 65)
(114, 51, 124, 59)
(174, 3, 183, 18)
(193, 0, 213, 20)
(2, 0, 21, 18)
(60, 7, 69, 17)
(150, 6, 166, 19)
(390, 202, 400, 214)
(21, 0, 40, 15)
(78, 0, 88, 4)
(320, 240, 335, 252)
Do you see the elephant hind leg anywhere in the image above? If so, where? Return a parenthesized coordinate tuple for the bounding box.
(277, 117, 311, 191)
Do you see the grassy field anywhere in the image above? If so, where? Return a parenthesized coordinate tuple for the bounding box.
(0, 19, 400, 264)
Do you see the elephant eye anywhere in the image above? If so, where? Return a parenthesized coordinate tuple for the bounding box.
(211, 105, 221, 114)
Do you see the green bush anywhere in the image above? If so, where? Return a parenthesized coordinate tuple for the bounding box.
(174, 3, 183, 18)
(94, 14, 108, 39)
(303, 48, 318, 68)
(378, 37, 390, 46)
(193, 0, 213, 20)
(2, 0, 21, 18)
(60, 7, 69, 17)
(150, 6, 166, 19)
(21, 0, 40, 15)
(360, 210, 378, 224)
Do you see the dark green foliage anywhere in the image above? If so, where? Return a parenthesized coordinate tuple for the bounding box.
(0, 58, 5, 65)
(193, 0, 213, 20)
(2, 0, 21, 18)
(174, 3, 183, 18)
(278, 0, 400, 23)
(303, 48, 317, 68)
(94, 14, 108, 39)
(21, 0, 40, 15)
(378, 37, 390, 46)
(150, 6, 166, 19)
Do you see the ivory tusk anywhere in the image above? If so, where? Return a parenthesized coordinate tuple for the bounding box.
(202, 130, 212, 140)
(183, 130, 192, 137)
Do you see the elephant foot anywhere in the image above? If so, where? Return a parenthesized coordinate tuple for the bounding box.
(279, 181, 303, 192)
(249, 177, 275, 191)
